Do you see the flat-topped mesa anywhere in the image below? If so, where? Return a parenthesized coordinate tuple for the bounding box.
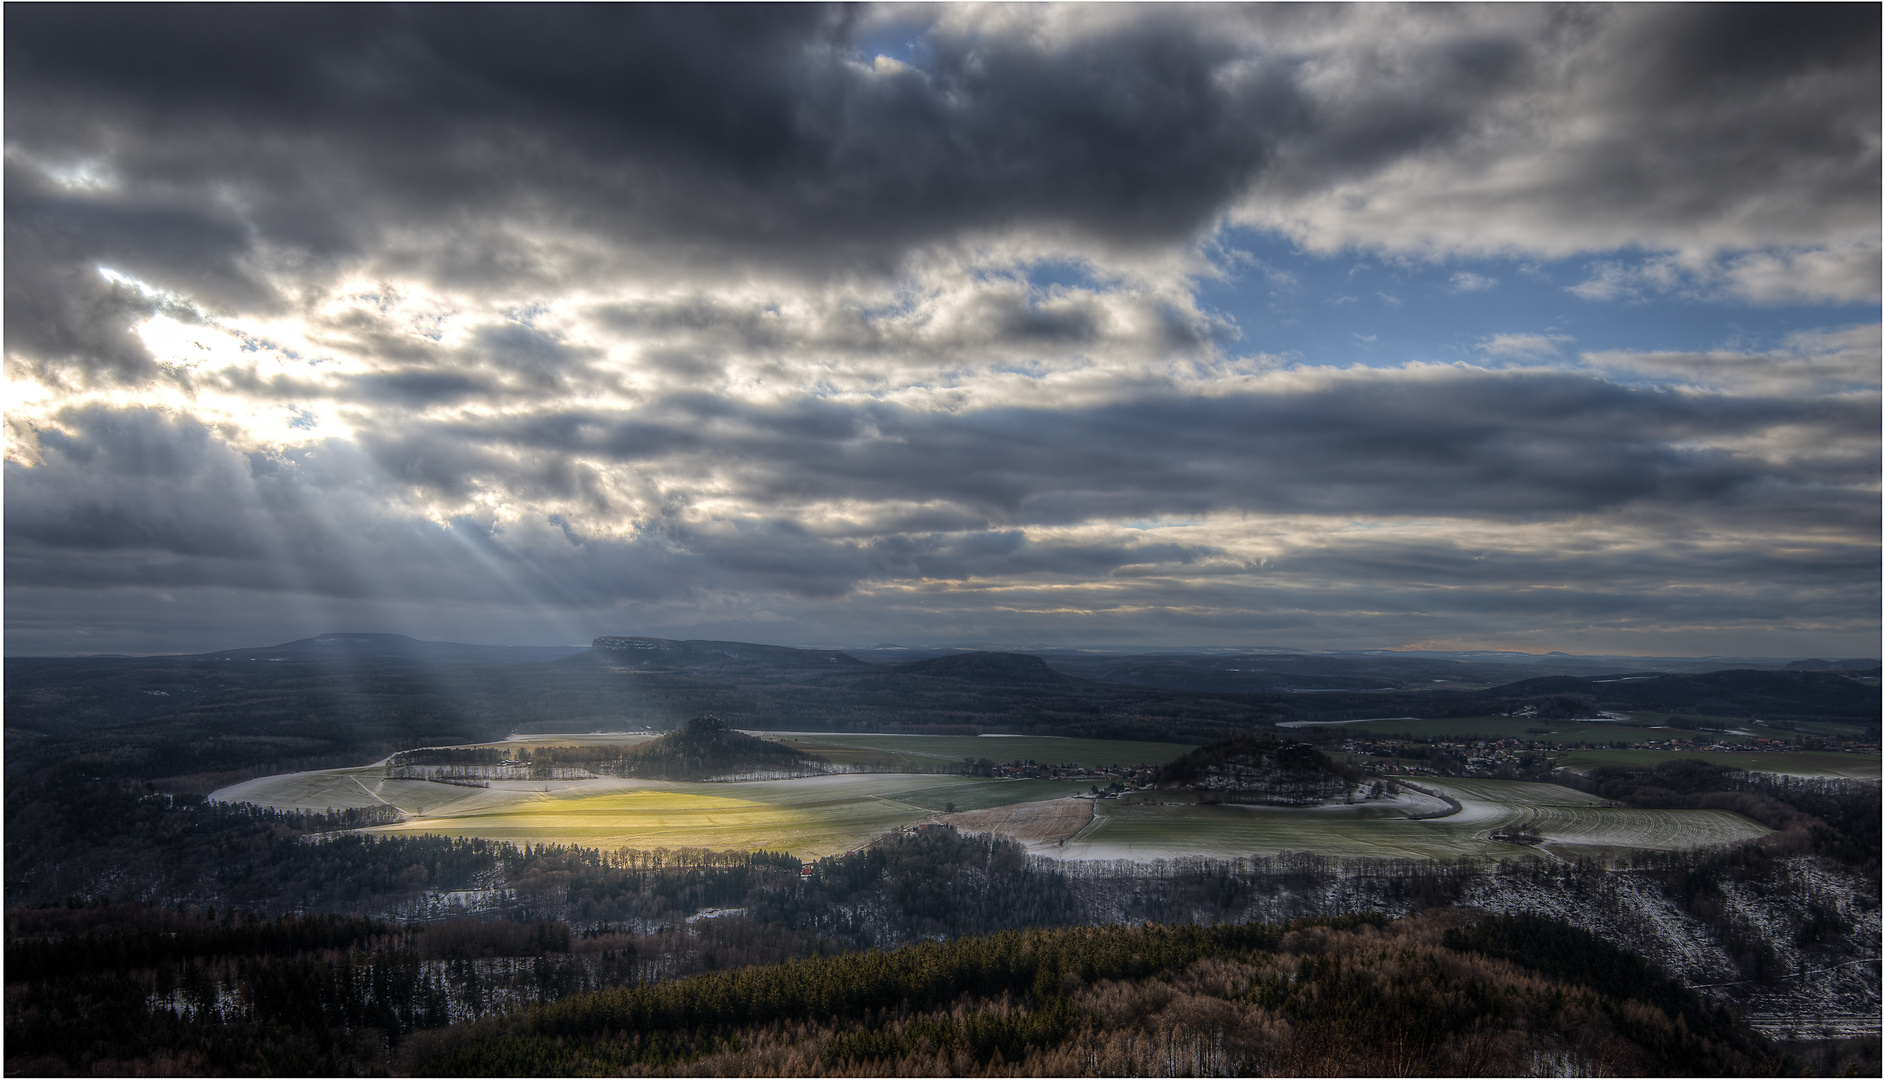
(1157, 734, 1363, 806)
(585, 635, 866, 673)
(893, 651, 1074, 684)
(593, 636, 662, 651)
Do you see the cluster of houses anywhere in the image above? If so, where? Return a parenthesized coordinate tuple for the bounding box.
(1341, 731, 1876, 778)
(962, 757, 1156, 789)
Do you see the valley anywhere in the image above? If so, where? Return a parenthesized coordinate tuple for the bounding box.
(9, 634, 1878, 1077)
(214, 732, 1777, 862)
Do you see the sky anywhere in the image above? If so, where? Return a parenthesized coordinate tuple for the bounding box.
(4, 4, 1879, 658)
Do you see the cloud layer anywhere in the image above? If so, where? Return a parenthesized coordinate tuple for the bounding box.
(5, 4, 1878, 655)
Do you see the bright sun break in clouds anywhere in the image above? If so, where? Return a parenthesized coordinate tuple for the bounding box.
(4, 4, 1879, 657)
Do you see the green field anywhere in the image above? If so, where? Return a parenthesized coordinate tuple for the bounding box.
(214, 735, 1775, 863)
(1554, 748, 1881, 779)
(1060, 777, 1769, 862)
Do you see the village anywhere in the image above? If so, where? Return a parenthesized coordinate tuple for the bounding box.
(959, 756, 1157, 793)
(1336, 731, 1879, 778)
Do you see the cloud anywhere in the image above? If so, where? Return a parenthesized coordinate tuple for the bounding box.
(6, 4, 1874, 330)
(4, 6, 1877, 655)
(1477, 333, 1572, 361)
(1234, 6, 1878, 300)
(1720, 243, 1884, 305)
(1569, 245, 1883, 305)
(1583, 323, 1883, 396)
(10, 359, 1873, 611)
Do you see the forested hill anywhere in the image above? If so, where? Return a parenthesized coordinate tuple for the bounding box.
(613, 715, 825, 780)
(1484, 669, 1880, 723)
(398, 913, 1782, 1077)
(1157, 735, 1359, 805)
(890, 652, 1075, 684)
(555, 639, 1303, 739)
(589, 635, 867, 671)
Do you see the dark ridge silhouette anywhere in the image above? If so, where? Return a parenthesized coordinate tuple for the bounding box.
(582, 635, 866, 672)
(892, 651, 1076, 684)
(1487, 669, 1880, 722)
(210, 633, 586, 663)
(1783, 658, 1882, 673)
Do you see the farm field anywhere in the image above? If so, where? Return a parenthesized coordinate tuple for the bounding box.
(1056, 777, 1770, 862)
(214, 737, 1774, 862)
(498, 732, 661, 748)
(1554, 748, 1881, 779)
(376, 773, 1095, 855)
(1434, 778, 1772, 857)
(215, 763, 1097, 857)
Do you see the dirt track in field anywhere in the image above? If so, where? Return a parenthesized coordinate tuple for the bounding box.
(939, 797, 1094, 847)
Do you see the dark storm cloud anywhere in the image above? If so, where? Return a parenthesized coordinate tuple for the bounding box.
(400, 369, 1876, 531)
(9, 6, 1874, 330)
(6, 408, 270, 558)
(1576, 4, 1880, 232)
(1265, 4, 1877, 212)
(22, 358, 1865, 602)
(4, 5, 1287, 286)
(7, 387, 1874, 655)
(2, 154, 279, 382)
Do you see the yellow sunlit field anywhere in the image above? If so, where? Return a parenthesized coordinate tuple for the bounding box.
(365, 774, 1104, 856)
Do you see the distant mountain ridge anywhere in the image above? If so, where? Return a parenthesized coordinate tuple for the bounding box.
(7, 633, 1875, 797)
(1484, 669, 1879, 724)
(889, 652, 1073, 684)
(588, 636, 865, 671)
(215, 633, 588, 663)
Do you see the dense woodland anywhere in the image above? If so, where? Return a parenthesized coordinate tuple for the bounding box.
(7, 812, 1880, 1074)
(7, 908, 1795, 1077)
(1155, 735, 1364, 804)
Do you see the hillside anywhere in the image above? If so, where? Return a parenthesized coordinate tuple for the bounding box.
(615, 715, 826, 780)
(1157, 735, 1359, 805)
(588, 635, 867, 672)
(398, 913, 1783, 1077)
(1487, 669, 1880, 725)
(891, 651, 1075, 684)
(549, 641, 1297, 741)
